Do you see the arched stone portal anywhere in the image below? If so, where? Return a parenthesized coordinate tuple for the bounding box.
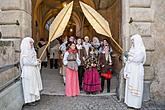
(1, 0, 163, 109)
(32, 0, 96, 41)
(31, 0, 123, 98)
(31, 0, 122, 52)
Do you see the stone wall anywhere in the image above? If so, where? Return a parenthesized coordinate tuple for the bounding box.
(129, 0, 165, 103)
(0, 0, 32, 109)
(0, 81, 24, 110)
(121, 0, 165, 103)
(150, 0, 165, 104)
(0, 40, 20, 88)
(0, 0, 32, 38)
(0, 0, 32, 87)
(120, 0, 154, 101)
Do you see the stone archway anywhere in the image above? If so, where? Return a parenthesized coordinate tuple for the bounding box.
(1, 0, 163, 109)
(30, 0, 124, 98)
(31, 0, 96, 41)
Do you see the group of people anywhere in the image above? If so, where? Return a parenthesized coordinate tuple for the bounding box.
(20, 33, 146, 109)
(60, 36, 113, 96)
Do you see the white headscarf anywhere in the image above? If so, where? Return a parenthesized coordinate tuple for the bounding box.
(20, 37, 36, 56)
(129, 34, 146, 64)
(20, 37, 37, 68)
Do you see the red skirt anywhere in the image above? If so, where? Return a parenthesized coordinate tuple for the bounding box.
(83, 68, 101, 92)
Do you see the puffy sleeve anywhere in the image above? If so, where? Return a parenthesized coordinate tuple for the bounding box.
(59, 42, 67, 53)
(76, 53, 81, 66)
(63, 51, 69, 65)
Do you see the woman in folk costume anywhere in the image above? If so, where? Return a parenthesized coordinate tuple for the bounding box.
(63, 43, 81, 96)
(76, 38, 87, 90)
(99, 39, 113, 54)
(99, 45, 113, 93)
(20, 37, 43, 105)
(83, 47, 101, 94)
(124, 34, 146, 109)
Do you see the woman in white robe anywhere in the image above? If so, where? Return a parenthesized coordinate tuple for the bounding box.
(124, 34, 146, 109)
(20, 37, 43, 105)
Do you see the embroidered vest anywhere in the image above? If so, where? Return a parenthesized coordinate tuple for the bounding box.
(67, 52, 78, 71)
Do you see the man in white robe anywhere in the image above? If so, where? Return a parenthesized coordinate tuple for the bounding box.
(124, 34, 146, 109)
(20, 37, 43, 105)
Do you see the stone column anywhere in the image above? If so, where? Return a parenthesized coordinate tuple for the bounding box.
(150, 0, 165, 104)
(0, 0, 32, 109)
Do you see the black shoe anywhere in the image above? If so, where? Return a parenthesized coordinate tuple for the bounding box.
(35, 100, 40, 104)
(127, 106, 140, 110)
(92, 92, 96, 95)
(26, 102, 37, 106)
(116, 96, 119, 100)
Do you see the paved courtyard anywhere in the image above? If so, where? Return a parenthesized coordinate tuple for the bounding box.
(22, 68, 164, 110)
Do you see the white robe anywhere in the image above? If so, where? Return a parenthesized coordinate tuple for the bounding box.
(21, 55, 43, 104)
(124, 34, 146, 109)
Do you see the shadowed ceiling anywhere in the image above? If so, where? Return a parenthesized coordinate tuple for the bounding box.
(32, 0, 121, 53)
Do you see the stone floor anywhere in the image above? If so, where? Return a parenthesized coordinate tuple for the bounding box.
(40, 68, 118, 96)
(22, 68, 164, 110)
(41, 68, 65, 95)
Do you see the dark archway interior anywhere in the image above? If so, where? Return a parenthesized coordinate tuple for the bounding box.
(32, 0, 121, 48)
(31, 0, 122, 94)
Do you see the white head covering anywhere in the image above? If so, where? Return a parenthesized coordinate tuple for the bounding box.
(130, 34, 146, 64)
(20, 37, 37, 68)
(20, 37, 36, 56)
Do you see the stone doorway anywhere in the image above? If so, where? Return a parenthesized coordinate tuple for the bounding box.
(31, 0, 123, 97)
